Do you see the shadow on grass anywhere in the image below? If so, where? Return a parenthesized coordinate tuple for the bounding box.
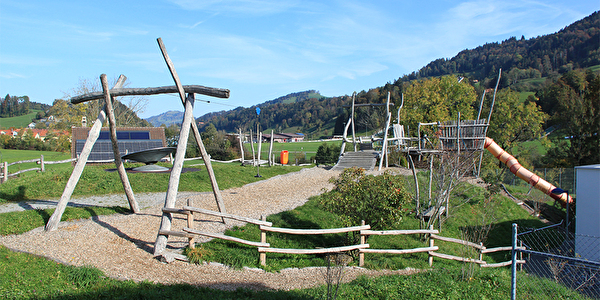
(271, 210, 347, 249)
(0, 185, 27, 202)
(46, 282, 316, 300)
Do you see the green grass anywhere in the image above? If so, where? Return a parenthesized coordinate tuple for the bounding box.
(1, 170, 585, 299)
(0, 206, 129, 235)
(0, 111, 41, 129)
(0, 157, 306, 203)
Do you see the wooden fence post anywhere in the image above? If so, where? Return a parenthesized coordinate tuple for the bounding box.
(2, 162, 7, 183)
(40, 155, 45, 172)
(428, 225, 434, 267)
(260, 215, 267, 266)
(359, 220, 366, 267)
(187, 199, 195, 249)
(478, 242, 483, 267)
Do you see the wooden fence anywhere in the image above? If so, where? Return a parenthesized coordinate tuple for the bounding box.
(0, 155, 77, 183)
(163, 204, 525, 268)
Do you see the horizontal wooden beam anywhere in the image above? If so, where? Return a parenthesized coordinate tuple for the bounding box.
(360, 246, 438, 254)
(481, 246, 525, 254)
(260, 224, 370, 235)
(158, 229, 195, 238)
(183, 227, 269, 247)
(258, 244, 369, 254)
(71, 85, 230, 104)
(430, 234, 485, 250)
(361, 229, 439, 236)
(183, 206, 272, 226)
(481, 260, 525, 268)
(429, 251, 486, 264)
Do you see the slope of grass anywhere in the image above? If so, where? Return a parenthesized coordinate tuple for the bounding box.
(0, 111, 41, 129)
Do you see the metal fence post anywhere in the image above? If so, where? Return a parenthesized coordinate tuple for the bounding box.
(511, 223, 518, 300)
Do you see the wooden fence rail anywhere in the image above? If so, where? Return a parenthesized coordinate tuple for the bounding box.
(1, 155, 79, 183)
(164, 206, 526, 268)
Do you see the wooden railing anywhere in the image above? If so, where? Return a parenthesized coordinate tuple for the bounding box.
(163, 204, 525, 268)
(0, 155, 77, 183)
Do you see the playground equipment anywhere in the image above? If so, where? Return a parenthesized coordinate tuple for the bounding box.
(484, 137, 572, 206)
(335, 69, 572, 222)
(46, 38, 231, 262)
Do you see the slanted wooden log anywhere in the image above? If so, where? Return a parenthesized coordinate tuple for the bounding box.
(101, 74, 139, 213)
(154, 93, 195, 256)
(182, 206, 271, 226)
(70, 85, 229, 104)
(183, 227, 270, 247)
(156, 37, 227, 224)
(46, 75, 127, 231)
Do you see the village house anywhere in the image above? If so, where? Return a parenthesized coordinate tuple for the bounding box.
(261, 133, 304, 143)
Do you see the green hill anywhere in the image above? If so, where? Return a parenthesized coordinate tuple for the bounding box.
(0, 111, 41, 129)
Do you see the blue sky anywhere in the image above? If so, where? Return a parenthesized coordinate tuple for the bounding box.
(0, 1, 597, 118)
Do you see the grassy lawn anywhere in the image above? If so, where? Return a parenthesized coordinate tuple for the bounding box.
(0, 153, 585, 299)
(0, 150, 305, 203)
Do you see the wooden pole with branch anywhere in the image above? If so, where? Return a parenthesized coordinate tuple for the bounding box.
(46, 75, 132, 231)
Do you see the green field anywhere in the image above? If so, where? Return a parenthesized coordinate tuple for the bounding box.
(0, 110, 41, 129)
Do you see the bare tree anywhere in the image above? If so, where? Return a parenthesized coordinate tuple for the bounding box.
(62, 76, 149, 127)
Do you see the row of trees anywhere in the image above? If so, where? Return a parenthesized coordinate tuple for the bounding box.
(1, 95, 31, 118)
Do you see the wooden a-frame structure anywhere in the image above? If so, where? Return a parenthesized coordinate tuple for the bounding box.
(45, 38, 230, 259)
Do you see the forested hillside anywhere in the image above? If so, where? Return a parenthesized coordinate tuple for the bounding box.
(397, 11, 599, 86)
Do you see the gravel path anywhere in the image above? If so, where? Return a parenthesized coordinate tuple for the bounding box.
(0, 166, 417, 291)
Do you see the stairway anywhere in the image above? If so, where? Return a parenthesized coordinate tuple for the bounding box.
(331, 151, 379, 171)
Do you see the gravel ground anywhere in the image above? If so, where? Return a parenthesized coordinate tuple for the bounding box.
(0, 166, 418, 291)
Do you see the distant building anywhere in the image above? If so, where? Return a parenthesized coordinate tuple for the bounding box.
(71, 127, 166, 162)
(262, 133, 305, 143)
(0, 128, 68, 141)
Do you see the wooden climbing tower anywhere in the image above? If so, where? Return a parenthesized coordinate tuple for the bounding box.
(46, 38, 231, 262)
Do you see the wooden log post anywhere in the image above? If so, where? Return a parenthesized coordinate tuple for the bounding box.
(250, 129, 256, 166)
(40, 155, 45, 172)
(239, 128, 245, 164)
(187, 199, 195, 249)
(155, 93, 195, 256)
(260, 215, 267, 266)
(359, 220, 366, 267)
(428, 225, 434, 267)
(46, 75, 127, 231)
(268, 130, 274, 166)
(2, 162, 7, 183)
(156, 37, 227, 224)
(101, 74, 139, 214)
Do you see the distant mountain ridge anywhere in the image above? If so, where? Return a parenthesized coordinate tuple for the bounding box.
(145, 110, 184, 127)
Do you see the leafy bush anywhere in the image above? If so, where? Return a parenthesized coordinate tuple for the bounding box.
(319, 167, 410, 230)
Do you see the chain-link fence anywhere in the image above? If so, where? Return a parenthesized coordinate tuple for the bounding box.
(514, 223, 600, 299)
(485, 167, 576, 194)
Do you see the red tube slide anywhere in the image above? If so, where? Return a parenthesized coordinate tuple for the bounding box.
(484, 137, 572, 207)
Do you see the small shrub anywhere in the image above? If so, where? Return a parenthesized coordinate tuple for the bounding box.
(67, 265, 104, 288)
(319, 167, 410, 230)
